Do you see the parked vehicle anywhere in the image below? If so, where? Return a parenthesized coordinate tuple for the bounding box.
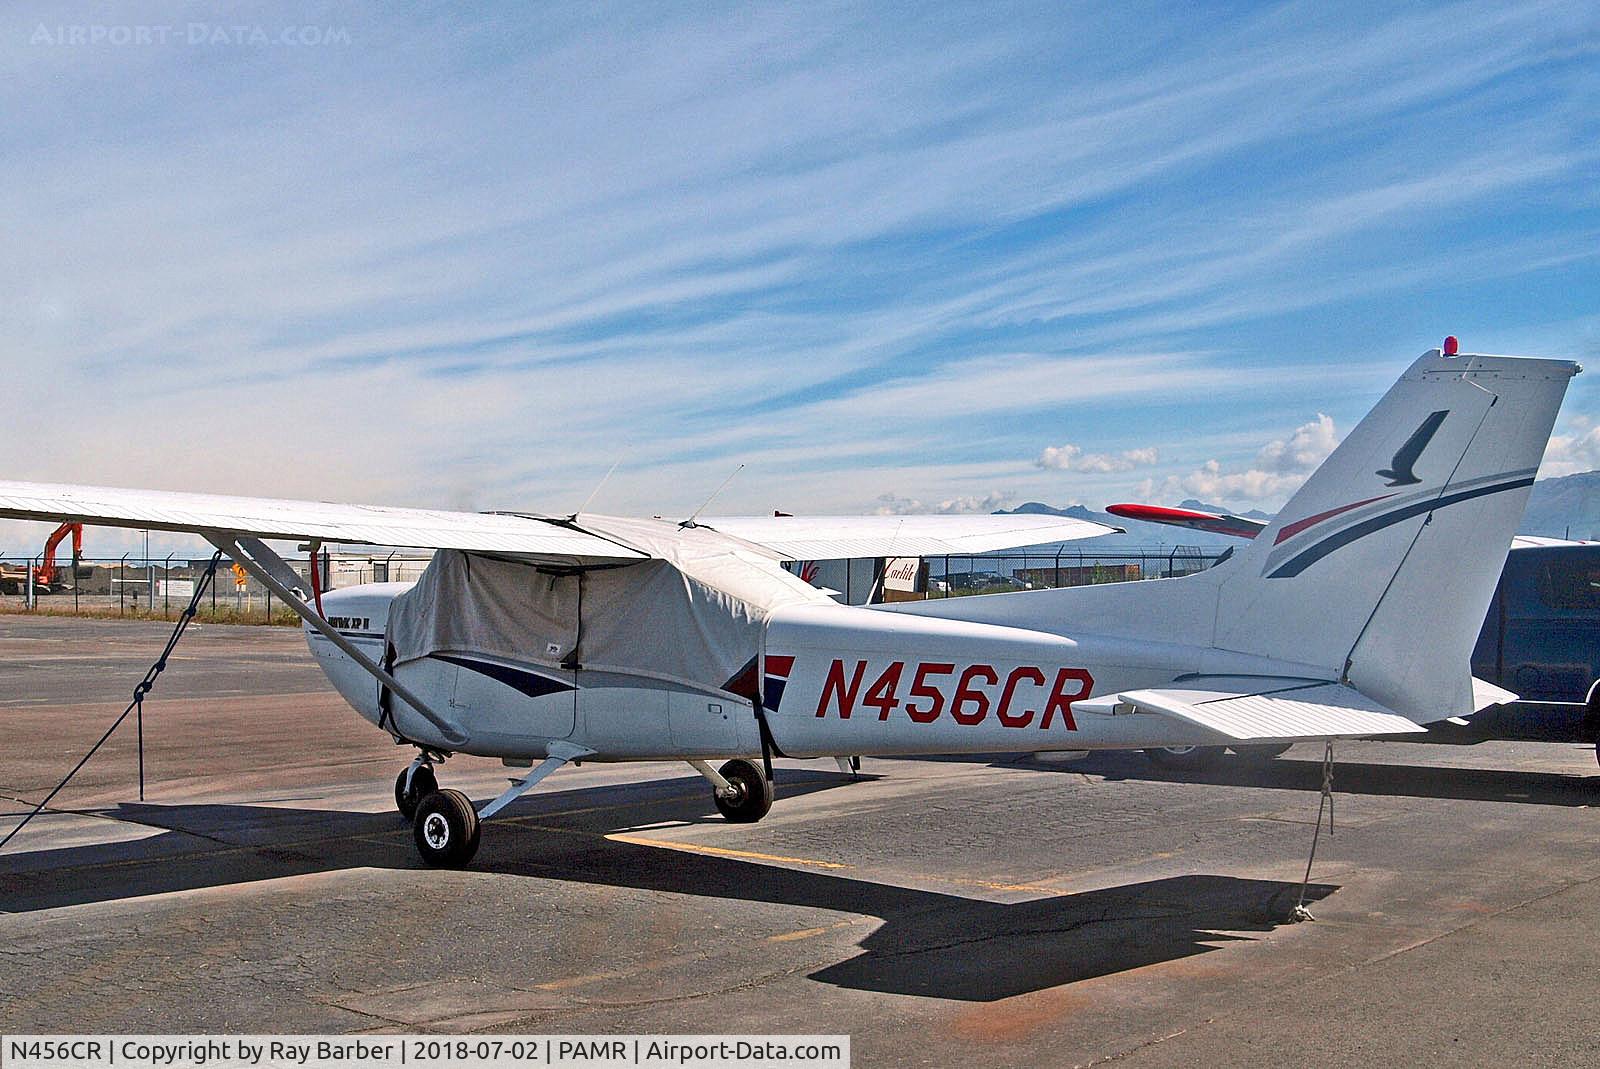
(1462, 542, 1600, 748)
(0, 522, 81, 595)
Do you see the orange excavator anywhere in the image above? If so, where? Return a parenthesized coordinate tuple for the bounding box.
(0, 522, 83, 595)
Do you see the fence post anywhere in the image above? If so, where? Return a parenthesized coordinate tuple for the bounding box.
(118, 554, 128, 616)
(163, 554, 172, 618)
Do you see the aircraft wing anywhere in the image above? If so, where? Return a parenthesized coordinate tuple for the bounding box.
(1077, 676, 1428, 741)
(699, 513, 1118, 559)
(1104, 503, 1267, 539)
(0, 480, 646, 562)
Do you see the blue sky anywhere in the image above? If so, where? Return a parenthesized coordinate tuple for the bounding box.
(2, 1, 1597, 554)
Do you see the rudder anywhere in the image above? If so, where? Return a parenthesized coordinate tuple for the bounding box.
(1212, 348, 1578, 722)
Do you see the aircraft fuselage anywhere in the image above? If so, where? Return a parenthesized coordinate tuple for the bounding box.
(308, 582, 1310, 762)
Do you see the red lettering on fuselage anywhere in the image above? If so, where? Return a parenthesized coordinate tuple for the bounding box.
(905, 662, 953, 722)
(1041, 668, 1094, 731)
(815, 659, 868, 718)
(812, 659, 1092, 730)
(996, 666, 1047, 727)
(951, 664, 998, 725)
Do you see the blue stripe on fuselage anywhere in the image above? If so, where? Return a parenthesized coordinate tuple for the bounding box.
(434, 654, 574, 699)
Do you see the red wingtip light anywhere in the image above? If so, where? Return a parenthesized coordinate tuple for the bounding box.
(1443, 335, 1459, 356)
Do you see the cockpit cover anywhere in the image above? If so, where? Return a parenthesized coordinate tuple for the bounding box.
(385, 516, 834, 694)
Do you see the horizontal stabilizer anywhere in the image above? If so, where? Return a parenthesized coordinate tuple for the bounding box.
(1082, 677, 1429, 741)
(1471, 677, 1518, 711)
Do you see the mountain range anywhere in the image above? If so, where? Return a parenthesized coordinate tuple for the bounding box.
(997, 470, 1600, 549)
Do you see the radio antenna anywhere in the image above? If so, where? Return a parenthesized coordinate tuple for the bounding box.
(682, 464, 744, 528)
(867, 517, 906, 603)
(571, 456, 624, 520)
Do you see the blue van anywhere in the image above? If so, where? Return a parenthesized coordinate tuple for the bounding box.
(1135, 540, 1600, 770)
(1464, 543, 1600, 755)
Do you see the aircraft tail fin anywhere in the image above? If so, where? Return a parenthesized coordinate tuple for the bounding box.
(886, 346, 1576, 725)
(1212, 348, 1578, 721)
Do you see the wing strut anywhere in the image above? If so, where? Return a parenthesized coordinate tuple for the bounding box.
(207, 533, 468, 747)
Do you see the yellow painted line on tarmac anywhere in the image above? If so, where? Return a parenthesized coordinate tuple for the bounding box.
(532, 969, 629, 991)
(765, 925, 831, 943)
(935, 876, 1063, 894)
(602, 831, 853, 870)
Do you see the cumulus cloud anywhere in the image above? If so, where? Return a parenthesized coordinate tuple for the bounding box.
(873, 490, 1014, 515)
(1540, 416, 1600, 478)
(1140, 414, 1341, 505)
(1035, 444, 1159, 473)
(1254, 414, 1338, 474)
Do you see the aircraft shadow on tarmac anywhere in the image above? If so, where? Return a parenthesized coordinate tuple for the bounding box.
(1031, 750, 1600, 807)
(0, 771, 1331, 1002)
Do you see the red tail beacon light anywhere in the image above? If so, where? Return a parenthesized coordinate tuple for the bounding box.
(1443, 335, 1459, 356)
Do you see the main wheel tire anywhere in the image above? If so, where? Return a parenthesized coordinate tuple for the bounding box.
(712, 758, 773, 823)
(1143, 745, 1227, 770)
(394, 764, 438, 820)
(413, 789, 481, 867)
(1229, 742, 1294, 761)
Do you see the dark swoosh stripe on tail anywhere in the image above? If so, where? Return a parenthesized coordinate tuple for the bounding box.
(1266, 476, 1534, 579)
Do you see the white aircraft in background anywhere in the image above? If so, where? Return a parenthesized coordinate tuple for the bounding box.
(0, 346, 1578, 867)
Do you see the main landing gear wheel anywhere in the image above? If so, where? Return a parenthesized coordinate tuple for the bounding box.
(1143, 745, 1226, 770)
(712, 758, 773, 823)
(413, 789, 481, 867)
(1230, 742, 1294, 761)
(394, 764, 438, 820)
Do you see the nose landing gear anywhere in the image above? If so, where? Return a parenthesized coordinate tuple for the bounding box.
(404, 741, 594, 868)
(413, 788, 480, 867)
(393, 761, 438, 820)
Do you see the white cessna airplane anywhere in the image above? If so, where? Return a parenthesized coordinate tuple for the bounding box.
(0, 346, 1577, 867)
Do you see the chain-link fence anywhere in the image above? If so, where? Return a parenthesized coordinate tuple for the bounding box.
(925, 546, 1226, 598)
(789, 546, 1228, 603)
(0, 550, 435, 624)
(1, 543, 1227, 622)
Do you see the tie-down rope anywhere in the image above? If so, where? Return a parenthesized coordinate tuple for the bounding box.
(1291, 740, 1336, 922)
(0, 551, 223, 853)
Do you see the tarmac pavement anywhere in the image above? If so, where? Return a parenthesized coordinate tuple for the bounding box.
(1, 615, 1597, 1067)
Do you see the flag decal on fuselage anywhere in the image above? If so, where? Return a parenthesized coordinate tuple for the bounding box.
(763, 655, 796, 711)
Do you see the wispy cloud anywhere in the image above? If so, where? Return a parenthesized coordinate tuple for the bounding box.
(1, 1, 1596, 555)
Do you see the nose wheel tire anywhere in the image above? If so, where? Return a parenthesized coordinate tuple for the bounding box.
(1143, 745, 1226, 770)
(413, 789, 481, 867)
(394, 764, 438, 820)
(712, 758, 773, 823)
